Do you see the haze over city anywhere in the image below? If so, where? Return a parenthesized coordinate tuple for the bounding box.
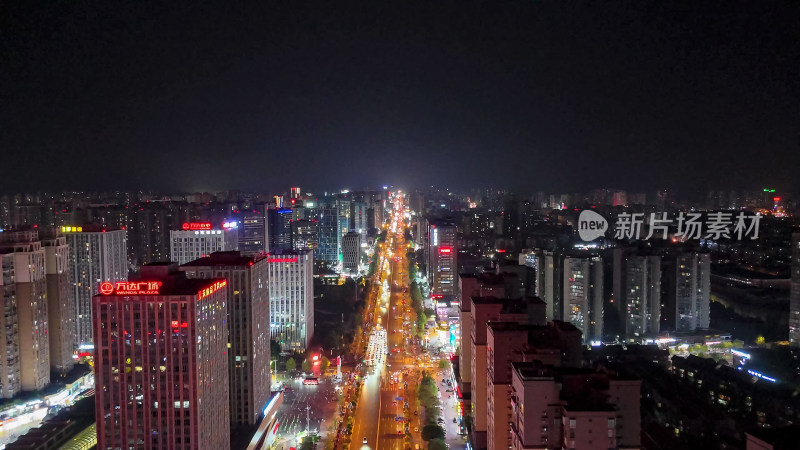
(2, 2, 800, 450)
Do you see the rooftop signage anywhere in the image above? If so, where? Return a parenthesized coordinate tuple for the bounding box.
(268, 257, 298, 263)
(100, 281, 162, 295)
(182, 222, 212, 231)
(198, 280, 227, 300)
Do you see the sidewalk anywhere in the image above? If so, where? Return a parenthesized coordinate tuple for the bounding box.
(437, 371, 468, 450)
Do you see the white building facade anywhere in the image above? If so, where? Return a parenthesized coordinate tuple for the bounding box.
(267, 249, 314, 351)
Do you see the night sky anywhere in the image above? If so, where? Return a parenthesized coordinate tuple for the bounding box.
(2, 1, 799, 194)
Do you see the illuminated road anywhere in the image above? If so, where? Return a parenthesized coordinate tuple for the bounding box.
(348, 192, 426, 450)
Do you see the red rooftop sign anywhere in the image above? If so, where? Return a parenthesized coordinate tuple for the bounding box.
(100, 281, 162, 295)
(182, 222, 212, 231)
(198, 280, 227, 300)
(268, 257, 298, 263)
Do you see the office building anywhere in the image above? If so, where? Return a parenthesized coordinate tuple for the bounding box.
(181, 252, 271, 426)
(239, 208, 267, 256)
(64, 225, 128, 346)
(342, 231, 361, 273)
(510, 361, 641, 450)
(316, 203, 340, 263)
(93, 263, 230, 449)
(562, 255, 603, 342)
(352, 202, 368, 237)
(266, 208, 293, 253)
(43, 236, 75, 374)
(169, 222, 238, 265)
(291, 219, 318, 251)
(290, 187, 301, 200)
(790, 233, 800, 346)
(614, 249, 662, 340)
(337, 199, 350, 240)
(427, 218, 458, 302)
(266, 249, 314, 350)
(0, 230, 50, 393)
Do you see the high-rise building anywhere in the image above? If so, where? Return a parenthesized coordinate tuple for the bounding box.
(791, 233, 800, 346)
(673, 252, 711, 332)
(316, 203, 340, 263)
(43, 236, 75, 374)
(458, 273, 510, 410)
(510, 361, 641, 450)
(470, 297, 530, 448)
(337, 199, 351, 241)
(239, 207, 267, 256)
(290, 187, 301, 199)
(352, 202, 367, 236)
(93, 263, 230, 449)
(266, 249, 314, 350)
(342, 231, 361, 274)
(427, 218, 458, 303)
(169, 222, 238, 265)
(266, 208, 293, 253)
(486, 321, 582, 450)
(614, 250, 662, 340)
(291, 219, 318, 251)
(0, 251, 20, 398)
(64, 225, 128, 346)
(181, 252, 271, 426)
(562, 255, 603, 342)
(525, 249, 563, 322)
(0, 230, 50, 392)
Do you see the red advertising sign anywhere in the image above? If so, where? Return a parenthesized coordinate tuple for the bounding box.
(268, 258, 298, 263)
(100, 281, 162, 295)
(198, 280, 227, 300)
(182, 222, 212, 231)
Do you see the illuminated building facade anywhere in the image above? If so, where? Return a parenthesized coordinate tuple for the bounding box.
(342, 231, 360, 273)
(316, 203, 340, 263)
(0, 230, 50, 394)
(266, 249, 314, 350)
(239, 209, 267, 256)
(169, 222, 238, 265)
(64, 226, 128, 346)
(43, 236, 75, 374)
(93, 263, 229, 449)
(0, 251, 20, 398)
(562, 255, 603, 342)
(266, 208, 293, 252)
(791, 233, 800, 346)
(181, 251, 271, 426)
(427, 218, 458, 302)
(291, 219, 318, 251)
(674, 252, 711, 332)
(614, 252, 662, 340)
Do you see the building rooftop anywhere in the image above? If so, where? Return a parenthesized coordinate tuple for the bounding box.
(471, 296, 504, 305)
(181, 251, 261, 267)
(267, 248, 312, 257)
(97, 263, 228, 297)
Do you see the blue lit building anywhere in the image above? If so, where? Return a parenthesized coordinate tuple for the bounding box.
(266, 207, 293, 252)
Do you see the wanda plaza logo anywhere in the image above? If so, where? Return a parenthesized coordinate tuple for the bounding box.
(577, 209, 762, 242)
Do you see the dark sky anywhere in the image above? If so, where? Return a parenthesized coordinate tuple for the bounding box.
(2, 1, 799, 194)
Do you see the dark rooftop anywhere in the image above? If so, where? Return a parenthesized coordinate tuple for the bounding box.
(181, 251, 260, 267)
